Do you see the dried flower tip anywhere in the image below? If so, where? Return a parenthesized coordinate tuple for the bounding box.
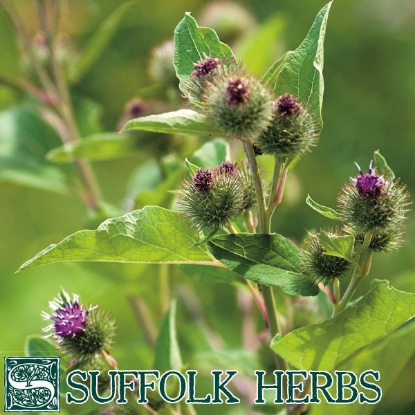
(192, 57, 219, 77)
(225, 78, 248, 105)
(354, 161, 384, 198)
(276, 94, 302, 116)
(193, 169, 213, 192)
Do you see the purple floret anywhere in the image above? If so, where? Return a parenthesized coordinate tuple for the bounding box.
(193, 169, 213, 192)
(276, 94, 302, 116)
(192, 57, 218, 77)
(52, 302, 88, 338)
(355, 162, 384, 198)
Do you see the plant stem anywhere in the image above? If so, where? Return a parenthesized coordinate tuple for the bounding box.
(242, 140, 267, 233)
(242, 138, 291, 408)
(266, 158, 288, 222)
(332, 278, 341, 317)
(128, 295, 157, 347)
(336, 233, 372, 314)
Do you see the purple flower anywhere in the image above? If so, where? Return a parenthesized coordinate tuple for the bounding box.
(354, 161, 384, 198)
(225, 78, 248, 105)
(276, 94, 302, 116)
(192, 57, 219, 77)
(218, 161, 238, 176)
(193, 169, 213, 192)
(42, 292, 95, 340)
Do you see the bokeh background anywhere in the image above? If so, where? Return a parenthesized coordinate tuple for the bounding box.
(1, 0, 414, 414)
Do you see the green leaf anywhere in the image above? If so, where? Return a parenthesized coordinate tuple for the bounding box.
(17, 206, 216, 272)
(154, 300, 183, 372)
(178, 264, 242, 284)
(272, 282, 415, 371)
(46, 132, 138, 162)
(122, 109, 223, 137)
(237, 14, 286, 76)
(173, 13, 234, 93)
(317, 231, 355, 263)
(190, 138, 229, 168)
(208, 233, 319, 296)
(312, 321, 415, 415)
(306, 195, 341, 220)
(273, 1, 332, 128)
(70, 2, 135, 83)
(373, 150, 395, 179)
(262, 50, 294, 88)
(0, 105, 68, 193)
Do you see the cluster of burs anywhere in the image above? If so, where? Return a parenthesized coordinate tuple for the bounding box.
(303, 161, 410, 284)
(179, 56, 317, 235)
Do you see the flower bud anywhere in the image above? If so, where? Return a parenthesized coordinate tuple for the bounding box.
(42, 291, 115, 364)
(338, 162, 410, 236)
(256, 94, 317, 160)
(148, 40, 178, 88)
(302, 229, 351, 284)
(203, 69, 273, 139)
(179, 161, 256, 233)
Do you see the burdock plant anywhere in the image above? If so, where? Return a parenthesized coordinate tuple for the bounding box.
(12, 2, 415, 415)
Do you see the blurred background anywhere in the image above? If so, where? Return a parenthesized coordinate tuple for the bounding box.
(0, 0, 414, 414)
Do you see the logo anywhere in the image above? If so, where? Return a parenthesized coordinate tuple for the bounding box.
(4, 357, 59, 412)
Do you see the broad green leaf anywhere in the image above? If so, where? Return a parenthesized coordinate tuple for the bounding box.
(0, 105, 68, 193)
(312, 321, 415, 415)
(173, 13, 234, 93)
(46, 133, 137, 162)
(208, 233, 319, 296)
(18, 206, 217, 272)
(70, 2, 135, 83)
(154, 300, 183, 372)
(373, 150, 395, 179)
(237, 14, 286, 76)
(122, 109, 223, 137)
(306, 195, 341, 221)
(272, 282, 415, 372)
(317, 231, 355, 263)
(178, 264, 242, 284)
(273, 2, 332, 128)
(73, 96, 104, 137)
(262, 50, 294, 88)
(190, 138, 229, 168)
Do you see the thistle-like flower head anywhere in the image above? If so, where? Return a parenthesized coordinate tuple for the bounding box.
(42, 291, 94, 340)
(41, 291, 115, 364)
(338, 161, 410, 236)
(256, 94, 317, 160)
(302, 229, 351, 284)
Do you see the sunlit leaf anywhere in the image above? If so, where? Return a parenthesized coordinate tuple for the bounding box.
(208, 233, 319, 296)
(173, 13, 234, 93)
(272, 282, 415, 371)
(18, 207, 217, 272)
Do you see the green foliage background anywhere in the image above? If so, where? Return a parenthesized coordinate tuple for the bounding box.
(1, 0, 414, 413)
